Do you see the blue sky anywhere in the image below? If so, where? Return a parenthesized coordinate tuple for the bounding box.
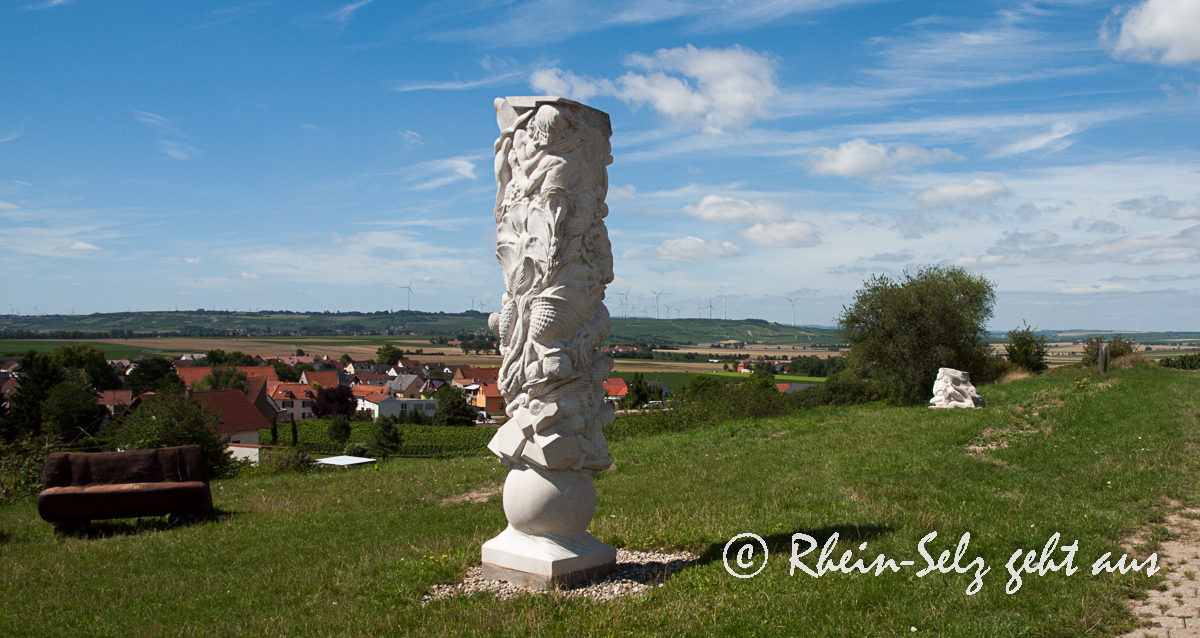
(2, 0, 1199, 331)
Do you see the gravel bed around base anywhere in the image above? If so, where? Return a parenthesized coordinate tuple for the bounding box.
(421, 548, 699, 603)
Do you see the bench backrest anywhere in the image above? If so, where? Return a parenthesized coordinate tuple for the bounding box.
(42, 445, 209, 488)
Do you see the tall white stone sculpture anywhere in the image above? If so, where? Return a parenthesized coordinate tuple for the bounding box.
(929, 367, 985, 409)
(480, 96, 617, 588)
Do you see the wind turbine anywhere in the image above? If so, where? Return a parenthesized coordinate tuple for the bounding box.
(786, 296, 799, 327)
(650, 290, 662, 320)
(720, 291, 728, 321)
(401, 278, 416, 311)
(706, 298, 715, 320)
(663, 303, 672, 320)
(619, 288, 631, 318)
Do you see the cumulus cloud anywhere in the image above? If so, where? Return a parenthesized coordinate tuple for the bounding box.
(625, 236, 742, 262)
(1117, 194, 1200, 219)
(531, 44, 778, 133)
(913, 178, 1012, 209)
(68, 241, 101, 252)
(807, 138, 958, 179)
(1073, 217, 1124, 234)
(737, 220, 820, 247)
(1107, 0, 1200, 64)
(682, 195, 787, 223)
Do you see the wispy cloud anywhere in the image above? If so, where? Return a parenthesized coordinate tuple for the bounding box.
(682, 195, 787, 223)
(132, 110, 200, 161)
(327, 0, 374, 27)
(19, 0, 72, 11)
(990, 122, 1080, 157)
(1117, 194, 1200, 220)
(0, 131, 21, 145)
(404, 156, 478, 191)
(388, 72, 520, 92)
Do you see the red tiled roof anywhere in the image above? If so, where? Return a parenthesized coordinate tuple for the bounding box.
(353, 373, 390, 382)
(776, 383, 790, 393)
(193, 390, 273, 435)
(300, 370, 340, 388)
(351, 385, 387, 398)
(176, 366, 279, 389)
(455, 366, 500, 382)
(96, 389, 134, 406)
(362, 392, 392, 404)
(269, 382, 318, 401)
(478, 381, 502, 398)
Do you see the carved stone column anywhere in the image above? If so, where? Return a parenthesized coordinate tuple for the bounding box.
(480, 96, 617, 588)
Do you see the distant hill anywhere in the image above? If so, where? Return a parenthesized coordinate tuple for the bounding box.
(0, 310, 843, 346)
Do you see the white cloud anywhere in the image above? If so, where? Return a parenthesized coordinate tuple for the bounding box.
(625, 236, 742, 262)
(991, 122, 1079, 157)
(530, 69, 608, 101)
(19, 0, 72, 11)
(531, 45, 778, 133)
(738, 220, 821, 247)
(608, 185, 637, 201)
(404, 156, 477, 191)
(401, 130, 422, 146)
(913, 178, 1012, 208)
(157, 139, 201, 161)
(327, 0, 374, 25)
(958, 224, 1200, 266)
(0, 201, 18, 211)
(808, 138, 958, 179)
(240, 272, 259, 280)
(1107, 0, 1200, 64)
(389, 72, 520, 92)
(68, 241, 101, 252)
(184, 256, 201, 264)
(1117, 194, 1200, 219)
(682, 195, 787, 223)
(0, 132, 20, 144)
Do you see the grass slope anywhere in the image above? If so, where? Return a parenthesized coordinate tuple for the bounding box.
(1, 364, 1197, 635)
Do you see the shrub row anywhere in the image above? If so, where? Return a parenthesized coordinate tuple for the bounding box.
(274, 417, 495, 458)
(1161, 354, 1200, 370)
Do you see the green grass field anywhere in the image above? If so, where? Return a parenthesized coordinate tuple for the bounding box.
(0, 340, 167, 359)
(2, 363, 1197, 635)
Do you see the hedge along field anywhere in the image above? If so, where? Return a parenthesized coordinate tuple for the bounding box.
(272, 417, 496, 458)
(1, 363, 1198, 635)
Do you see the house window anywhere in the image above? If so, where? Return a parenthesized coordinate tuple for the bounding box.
(282, 401, 293, 408)
(302, 401, 311, 407)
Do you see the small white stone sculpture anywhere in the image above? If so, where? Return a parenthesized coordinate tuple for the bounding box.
(929, 367, 985, 409)
(481, 96, 616, 588)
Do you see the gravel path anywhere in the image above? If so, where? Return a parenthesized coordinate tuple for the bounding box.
(1122, 507, 1200, 637)
(421, 548, 698, 603)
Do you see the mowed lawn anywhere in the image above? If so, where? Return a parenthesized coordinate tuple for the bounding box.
(2, 364, 1198, 636)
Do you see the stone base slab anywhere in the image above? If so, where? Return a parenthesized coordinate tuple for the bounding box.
(481, 526, 616, 590)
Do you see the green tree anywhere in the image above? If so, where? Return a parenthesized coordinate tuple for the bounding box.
(327, 415, 351, 445)
(2, 351, 64, 442)
(433, 386, 476, 427)
(838, 266, 996, 405)
(204, 349, 255, 366)
(376, 344, 404, 366)
(1081, 337, 1106, 367)
(1109, 335, 1133, 359)
(339, 353, 352, 365)
(50, 344, 121, 391)
(268, 359, 299, 382)
(313, 385, 356, 417)
(750, 356, 776, 380)
(622, 373, 650, 409)
(1005, 322, 1049, 373)
(368, 416, 402, 456)
(124, 358, 184, 395)
(109, 392, 234, 478)
(193, 366, 248, 393)
(42, 375, 107, 441)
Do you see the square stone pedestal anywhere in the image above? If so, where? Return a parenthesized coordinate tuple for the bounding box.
(481, 526, 616, 590)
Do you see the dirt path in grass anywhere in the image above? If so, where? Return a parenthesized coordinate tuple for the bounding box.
(1121, 506, 1200, 637)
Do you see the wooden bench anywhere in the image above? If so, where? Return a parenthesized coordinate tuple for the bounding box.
(37, 445, 214, 530)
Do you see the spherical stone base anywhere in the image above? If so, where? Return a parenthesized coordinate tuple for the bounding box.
(502, 464, 596, 537)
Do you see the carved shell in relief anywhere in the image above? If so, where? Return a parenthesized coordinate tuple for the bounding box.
(528, 289, 588, 343)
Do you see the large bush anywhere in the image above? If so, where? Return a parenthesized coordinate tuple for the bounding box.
(1006, 322, 1049, 373)
(108, 392, 234, 478)
(838, 266, 996, 404)
(1160, 354, 1200, 370)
